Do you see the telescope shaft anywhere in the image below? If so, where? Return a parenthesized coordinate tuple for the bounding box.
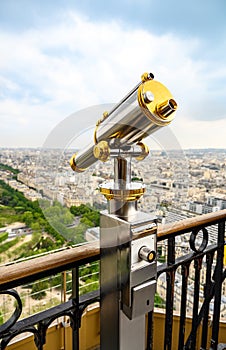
(72, 90, 159, 171)
(70, 75, 177, 172)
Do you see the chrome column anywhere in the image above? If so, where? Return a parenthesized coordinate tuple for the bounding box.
(100, 157, 157, 350)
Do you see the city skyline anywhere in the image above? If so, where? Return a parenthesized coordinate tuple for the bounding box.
(0, 1, 226, 150)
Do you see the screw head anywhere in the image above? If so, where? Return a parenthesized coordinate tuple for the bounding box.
(143, 91, 154, 103)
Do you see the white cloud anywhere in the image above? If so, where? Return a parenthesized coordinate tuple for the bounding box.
(0, 11, 225, 148)
(171, 117, 226, 149)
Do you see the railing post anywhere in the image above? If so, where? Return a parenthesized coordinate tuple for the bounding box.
(71, 267, 80, 350)
(164, 237, 175, 350)
(187, 257, 202, 349)
(201, 252, 214, 349)
(210, 220, 225, 350)
(178, 263, 190, 350)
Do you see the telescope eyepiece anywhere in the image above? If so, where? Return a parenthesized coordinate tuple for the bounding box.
(156, 98, 178, 119)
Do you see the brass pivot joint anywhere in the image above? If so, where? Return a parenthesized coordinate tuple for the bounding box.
(70, 153, 86, 173)
(136, 142, 149, 161)
(93, 140, 110, 162)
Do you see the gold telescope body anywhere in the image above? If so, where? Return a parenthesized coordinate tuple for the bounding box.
(70, 72, 177, 173)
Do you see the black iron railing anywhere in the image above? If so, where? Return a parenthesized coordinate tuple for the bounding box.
(0, 210, 225, 350)
(153, 210, 226, 350)
(0, 243, 100, 350)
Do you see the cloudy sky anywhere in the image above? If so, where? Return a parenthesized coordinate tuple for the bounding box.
(0, 0, 225, 149)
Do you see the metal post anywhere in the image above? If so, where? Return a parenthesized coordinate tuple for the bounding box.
(210, 220, 225, 350)
(71, 267, 79, 350)
(100, 157, 157, 349)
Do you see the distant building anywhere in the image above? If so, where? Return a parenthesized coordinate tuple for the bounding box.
(185, 199, 224, 215)
(207, 196, 226, 209)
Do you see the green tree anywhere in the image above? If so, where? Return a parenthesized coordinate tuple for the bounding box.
(31, 281, 48, 300)
(80, 217, 94, 227)
(31, 222, 41, 232)
(70, 204, 92, 216)
(22, 211, 33, 226)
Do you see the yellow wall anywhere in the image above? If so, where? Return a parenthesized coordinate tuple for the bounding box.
(6, 306, 226, 350)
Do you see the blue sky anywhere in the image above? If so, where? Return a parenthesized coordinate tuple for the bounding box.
(0, 0, 225, 149)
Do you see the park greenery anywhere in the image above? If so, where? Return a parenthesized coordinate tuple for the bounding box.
(0, 179, 101, 261)
(70, 204, 100, 226)
(0, 163, 19, 175)
(0, 179, 65, 258)
(0, 167, 164, 312)
(0, 176, 101, 306)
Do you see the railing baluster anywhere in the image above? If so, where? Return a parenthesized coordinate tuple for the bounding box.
(178, 263, 190, 350)
(168, 237, 176, 266)
(164, 270, 175, 350)
(72, 267, 80, 350)
(164, 237, 175, 350)
(210, 221, 225, 350)
(201, 252, 214, 349)
(187, 257, 202, 349)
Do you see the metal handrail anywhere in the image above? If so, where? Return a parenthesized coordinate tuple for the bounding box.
(0, 210, 225, 290)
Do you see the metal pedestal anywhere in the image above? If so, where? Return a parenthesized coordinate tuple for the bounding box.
(100, 209, 157, 350)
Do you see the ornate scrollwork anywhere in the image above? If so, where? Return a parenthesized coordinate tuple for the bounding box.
(0, 289, 22, 336)
(189, 227, 208, 253)
(0, 288, 100, 350)
(1, 327, 41, 350)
